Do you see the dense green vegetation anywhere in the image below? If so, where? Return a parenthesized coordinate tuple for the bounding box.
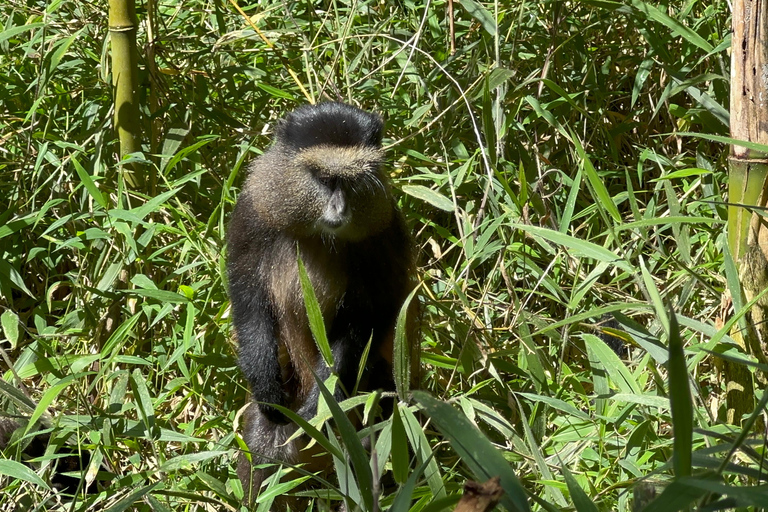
(0, 0, 762, 510)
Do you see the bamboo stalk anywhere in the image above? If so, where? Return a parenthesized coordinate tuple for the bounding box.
(108, 0, 142, 188)
(726, 0, 768, 425)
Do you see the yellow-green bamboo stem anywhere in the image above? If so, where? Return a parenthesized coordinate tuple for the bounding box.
(109, 0, 141, 188)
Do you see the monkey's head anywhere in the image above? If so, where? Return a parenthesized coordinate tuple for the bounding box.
(248, 102, 396, 241)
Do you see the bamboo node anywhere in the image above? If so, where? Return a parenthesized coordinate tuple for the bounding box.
(727, 155, 768, 165)
(109, 25, 137, 32)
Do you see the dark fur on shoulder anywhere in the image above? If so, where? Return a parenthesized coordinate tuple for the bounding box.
(227, 102, 419, 507)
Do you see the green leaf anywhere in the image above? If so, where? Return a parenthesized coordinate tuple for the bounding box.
(270, 403, 344, 461)
(389, 455, 431, 512)
(393, 286, 418, 400)
(516, 392, 590, 421)
(559, 164, 582, 233)
(678, 131, 768, 153)
(103, 482, 162, 512)
(400, 405, 446, 499)
(0, 378, 36, 411)
(131, 369, 156, 437)
(632, 58, 654, 107)
(0, 23, 45, 45)
(257, 82, 295, 99)
(158, 450, 229, 471)
(639, 257, 669, 334)
(127, 288, 189, 303)
(583, 334, 642, 394)
(486, 67, 515, 91)
(159, 124, 192, 172)
(1, 310, 20, 349)
(629, 0, 713, 52)
(72, 156, 107, 208)
(130, 188, 182, 222)
(26, 374, 78, 435)
(313, 374, 373, 511)
(256, 474, 312, 502)
(458, 0, 497, 36)
(653, 167, 712, 180)
(637, 478, 705, 512)
(413, 391, 531, 512)
(570, 131, 622, 223)
(513, 393, 567, 506)
(511, 224, 632, 272)
(609, 393, 669, 409)
(47, 31, 79, 75)
(401, 185, 454, 212)
(298, 251, 332, 367)
(0, 459, 49, 489)
(0, 215, 36, 240)
(615, 216, 720, 231)
(667, 309, 692, 478)
(163, 135, 218, 175)
(390, 403, 409, 485)
(561, 464, 599, 512)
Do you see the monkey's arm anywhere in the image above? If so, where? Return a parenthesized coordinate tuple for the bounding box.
(228, 232, 290, 425)
(232, 285, 290, 424)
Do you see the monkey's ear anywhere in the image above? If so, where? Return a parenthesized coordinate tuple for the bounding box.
(363, 114, 384, 147)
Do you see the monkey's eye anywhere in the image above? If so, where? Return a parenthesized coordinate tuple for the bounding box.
(317, 175, 338, 190)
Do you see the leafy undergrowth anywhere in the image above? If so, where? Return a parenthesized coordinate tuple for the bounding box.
(1, 0, 763, 511)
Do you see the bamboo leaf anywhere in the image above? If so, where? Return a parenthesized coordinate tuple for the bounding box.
(561, 464, 599, 512)
(25, 374, 78, 435)
(390, 403, 409, 485)
(72, 156, 107, 208)
(0, 23, 45, 44)
(401, 185, 454, 212)
(583, 334, 642, 394)
(314, 374, 372, 511)
(0, 460, 49, 490)
(1, 310, 20, 349)
(400, 405, 446, 499)
(630, 0, 713, 52)
(393, 286, 418, 400)
(571, 132, 622, 223)
(413, 391, 531, 512)
(667, 309, 692, 478)
(458, 0, 496, 36)
(511, 224, 632, 272)
(298, 251, 332, 367)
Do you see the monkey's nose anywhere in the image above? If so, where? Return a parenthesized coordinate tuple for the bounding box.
(320, 189, 348, 229)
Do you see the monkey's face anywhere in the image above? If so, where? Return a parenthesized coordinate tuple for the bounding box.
(293, 145, 394, 241)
